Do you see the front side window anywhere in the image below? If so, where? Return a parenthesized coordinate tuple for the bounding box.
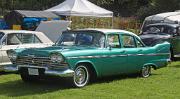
(107, 34, 120, 48)
(121, 35, 136, 48)
(57, 31, 105, 48)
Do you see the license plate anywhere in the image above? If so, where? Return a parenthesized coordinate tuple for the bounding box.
(28, 68, 39, 75)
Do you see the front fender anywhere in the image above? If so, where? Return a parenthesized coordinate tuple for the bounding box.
(68, 59, 99, 77)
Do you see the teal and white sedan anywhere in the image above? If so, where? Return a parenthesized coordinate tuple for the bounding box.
(7, 29, 171, 87)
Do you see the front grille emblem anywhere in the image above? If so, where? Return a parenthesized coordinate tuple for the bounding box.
(32, 59, 35, 64)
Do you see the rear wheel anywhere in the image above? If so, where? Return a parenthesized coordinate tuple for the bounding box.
(141, 66, 151, 78)
(72, 65, 90, 88)
(170, 48, 175, 61)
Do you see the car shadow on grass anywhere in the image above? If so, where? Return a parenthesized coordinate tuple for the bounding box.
(0, 76, 74, 97)
(91, 72, 161, 84)
(0, 73, 161, 97)
(169, 64, 180, 68)
(0, 72, 15, 75)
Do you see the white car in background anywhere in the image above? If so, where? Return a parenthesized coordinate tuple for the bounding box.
(0, 30, 53, 71)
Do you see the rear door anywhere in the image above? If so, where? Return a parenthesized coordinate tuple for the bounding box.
(120, 34, 146, 73)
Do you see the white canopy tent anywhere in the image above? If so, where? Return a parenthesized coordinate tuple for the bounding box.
(45, 0, 113, 17)
(45, 0, 113, 28)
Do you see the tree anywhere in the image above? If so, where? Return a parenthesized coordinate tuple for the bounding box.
(136, 0, 180, 21)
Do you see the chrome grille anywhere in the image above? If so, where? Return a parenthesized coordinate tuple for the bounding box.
(15, 56, 67, 67)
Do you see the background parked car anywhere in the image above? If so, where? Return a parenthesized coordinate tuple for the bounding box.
(7, 29, 170, 87)
(139, 23, 180, 59)
(0, 30, 53, 71)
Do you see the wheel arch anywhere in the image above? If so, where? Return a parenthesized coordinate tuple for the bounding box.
(143, 63, 158, 70)
(75, 60, 99, 78)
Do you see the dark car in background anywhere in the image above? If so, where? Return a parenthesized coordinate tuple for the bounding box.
(139, 23, 180, 59)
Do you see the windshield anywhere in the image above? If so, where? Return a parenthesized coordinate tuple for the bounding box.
(0, 32, 4, 41)
(143, 26, 175, 35)
(57, 31, 105, 48)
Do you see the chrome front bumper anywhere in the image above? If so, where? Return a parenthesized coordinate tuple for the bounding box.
(2, 64, 18, 72)
(3, 65, 74, 77)
(19, 65, 74, 77)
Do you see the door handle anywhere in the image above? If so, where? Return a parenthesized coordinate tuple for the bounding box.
(120, 50, 126, 53)
(138, 49, 143, 52)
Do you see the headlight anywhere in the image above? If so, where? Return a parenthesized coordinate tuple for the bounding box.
(50, 54, 64, 63)
(7, 51, 17, 61)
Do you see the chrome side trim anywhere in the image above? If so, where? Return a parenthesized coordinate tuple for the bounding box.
(67, 53, 170, 59)
(19, 56, 50, 59)
(67, 54, 127, 59)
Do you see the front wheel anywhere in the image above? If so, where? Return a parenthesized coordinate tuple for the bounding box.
(140, 66, 151, 78)
(72, 65, 90, 88)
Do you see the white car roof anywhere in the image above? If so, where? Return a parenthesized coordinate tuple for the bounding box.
(0, 30, 53, 44)
(78, 28, 140, 39)
(0, 30, 43, 34)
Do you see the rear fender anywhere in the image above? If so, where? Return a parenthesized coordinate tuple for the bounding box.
(154, 42, 171, 54)
(143, 63, 158, 70)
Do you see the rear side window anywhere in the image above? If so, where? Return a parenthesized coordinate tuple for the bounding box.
(136, 38, 144, 47)
(121, 35, 136, 48)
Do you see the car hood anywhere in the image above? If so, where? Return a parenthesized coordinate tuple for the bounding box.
(17, 46, 99, 57)
(139, 34, 171, 46)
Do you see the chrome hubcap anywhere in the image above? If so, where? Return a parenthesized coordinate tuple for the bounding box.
(74, 66, 89, 87)
(142, 66, 150, 77)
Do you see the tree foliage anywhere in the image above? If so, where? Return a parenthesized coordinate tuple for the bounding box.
(0, 0, 180, 21)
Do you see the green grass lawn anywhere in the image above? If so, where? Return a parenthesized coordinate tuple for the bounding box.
(0, 61, 180, 99)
